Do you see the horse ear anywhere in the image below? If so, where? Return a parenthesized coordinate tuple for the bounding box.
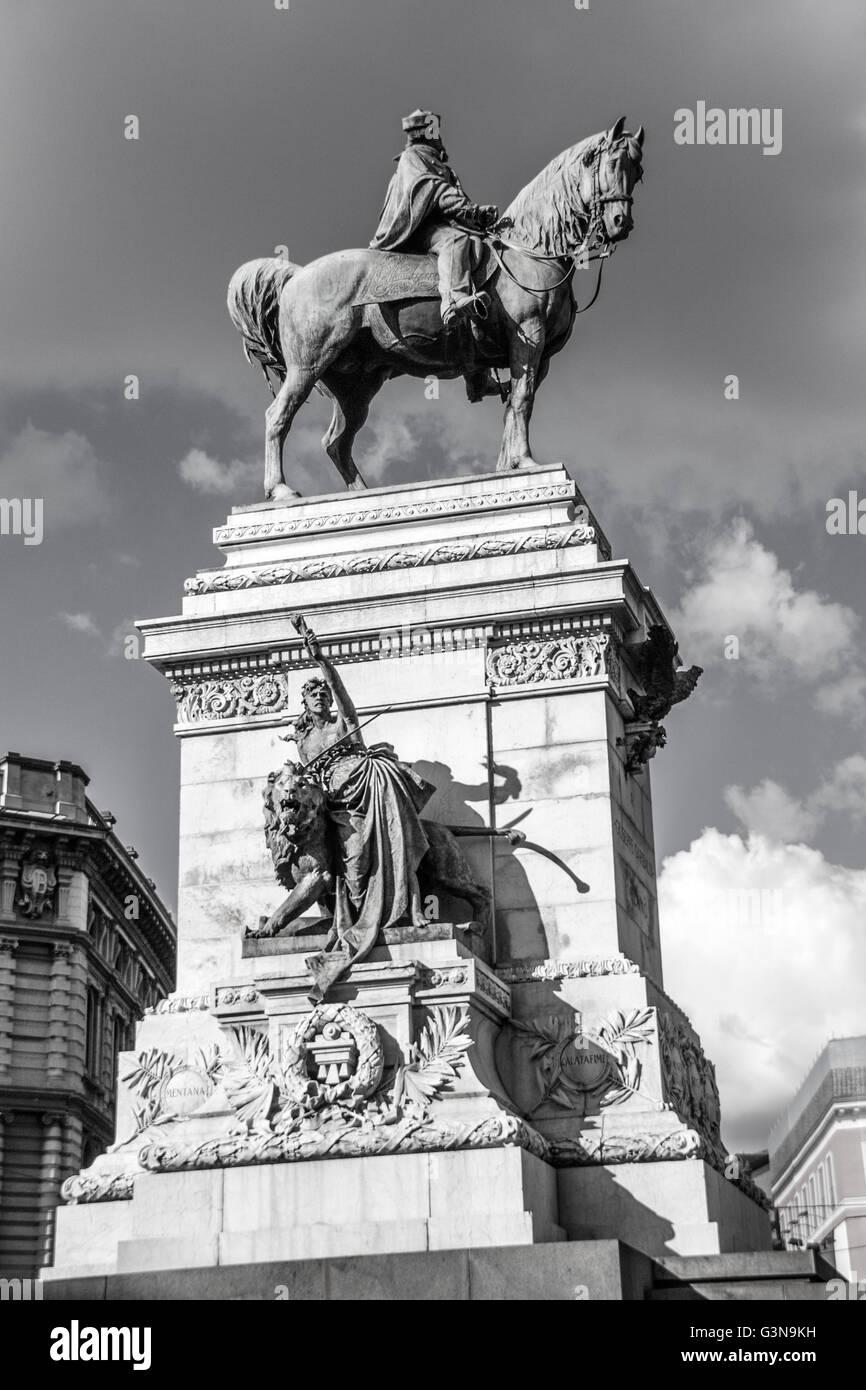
(635, 124, 645, 148)
(609, 115, 627, 141)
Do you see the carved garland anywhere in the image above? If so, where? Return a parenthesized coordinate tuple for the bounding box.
(185, 525, 598, 595)
(214, 482, 579, 544)
(500, 956, 641, 983)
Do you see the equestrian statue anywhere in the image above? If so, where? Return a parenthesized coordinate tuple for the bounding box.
(228, 112, 644, 499)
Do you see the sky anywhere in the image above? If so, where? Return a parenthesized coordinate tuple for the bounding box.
(1, 0, 865, 1152)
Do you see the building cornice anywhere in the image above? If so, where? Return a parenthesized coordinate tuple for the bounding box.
(0, 811, 175, 976)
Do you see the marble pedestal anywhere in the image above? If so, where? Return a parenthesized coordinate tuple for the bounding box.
(46, 464, 771, 1287)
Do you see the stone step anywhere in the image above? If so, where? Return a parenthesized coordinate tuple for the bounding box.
(648, 1279, 832, 1301)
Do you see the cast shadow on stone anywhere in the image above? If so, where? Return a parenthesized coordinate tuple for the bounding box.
(413, 757, 540, 943)
(414, 757, 591, 962)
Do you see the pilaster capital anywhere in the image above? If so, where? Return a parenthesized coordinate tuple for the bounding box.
(40, 1110, 68, 1130)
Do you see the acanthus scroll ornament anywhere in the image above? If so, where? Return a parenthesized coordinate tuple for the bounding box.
(171, 673, 290, 724)
(486, 633, 616, 690)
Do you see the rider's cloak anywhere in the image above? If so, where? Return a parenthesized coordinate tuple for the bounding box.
(370, 143, 476, 250)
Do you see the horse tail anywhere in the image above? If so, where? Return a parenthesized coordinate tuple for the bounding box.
(226, 257, 299, 382)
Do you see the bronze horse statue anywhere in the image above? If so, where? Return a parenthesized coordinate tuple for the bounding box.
(228, 118, 644, 499)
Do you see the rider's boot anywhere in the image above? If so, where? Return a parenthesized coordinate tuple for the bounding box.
(442, 289, 491, 329)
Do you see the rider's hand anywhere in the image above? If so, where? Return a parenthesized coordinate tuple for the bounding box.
(479, 204, 500, 228)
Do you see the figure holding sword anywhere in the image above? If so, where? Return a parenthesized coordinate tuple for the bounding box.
(279, 615, 436, 997)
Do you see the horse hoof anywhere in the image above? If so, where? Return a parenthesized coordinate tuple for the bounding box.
(497, 458, 538, 473)
(267, 483, 302, 502)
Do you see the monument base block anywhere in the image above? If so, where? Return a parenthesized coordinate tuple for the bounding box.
(46, 466, 793, 1298)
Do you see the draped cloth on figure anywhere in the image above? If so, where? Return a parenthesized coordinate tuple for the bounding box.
(305, 744, 435, 999)
(370, 145, 471, 251)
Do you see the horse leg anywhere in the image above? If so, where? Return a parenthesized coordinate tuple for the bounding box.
(264, 367, 317, 500)
(319, 368, 389, 491)
(497, 321, 545, 472)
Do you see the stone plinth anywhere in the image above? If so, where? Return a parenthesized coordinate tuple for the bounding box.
(137, 464, 662, 992)
(46, 464, 772, 1290)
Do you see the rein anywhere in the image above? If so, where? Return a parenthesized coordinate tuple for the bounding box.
(485, 136, 630, 311)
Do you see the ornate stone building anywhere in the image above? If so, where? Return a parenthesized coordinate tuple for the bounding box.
(770, 1036, 866, 1282)
(0, 752, 175, 1277)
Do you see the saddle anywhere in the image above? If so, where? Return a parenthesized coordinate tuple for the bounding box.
(350, 239, 494, 309)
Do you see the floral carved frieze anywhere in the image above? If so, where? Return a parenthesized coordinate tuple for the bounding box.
(145, 993, 210, 1015)
(500, 956, 640, 983)
(549, 1128, 702, 1167)
(658, 1011, 723, 1158)
(486, 632, 619, 691)
(171, 673, 291, 724)
(184, 525, 597, 595)
(61, 1171, 135, 1205)
(213, 482, 580, 545)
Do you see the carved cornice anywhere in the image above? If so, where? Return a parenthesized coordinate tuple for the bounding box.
(144, 993, 210, 1015)
(549, 1127, 703, 1166)
(185, 525, 598, 595)
(499, 956, 641, 983)
(214, 986, 261, 1007)
(214, 481, 581, 546)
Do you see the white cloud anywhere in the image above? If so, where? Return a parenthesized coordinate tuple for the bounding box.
(724, 779, 819, 842)
(0, 423, 109, 525)
(177, 448, 259, 495)
(811, 754, 866, 821)
(659, 828, 866, 1151)
(725, 755, 866, 843)
(58, 611, 101, 638)
(671, 518, 861, 692)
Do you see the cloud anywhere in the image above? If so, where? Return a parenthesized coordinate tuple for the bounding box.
(724, 779, 819, 842)
(659, 828, 866, 1152)
(0, 423, 109, 525)
(810, 754, 866, 822)
(725, 755, 866, 842)
(671, 518, 862, 694)
(177, 448, 259, 495)
(57, 611, 101, 638)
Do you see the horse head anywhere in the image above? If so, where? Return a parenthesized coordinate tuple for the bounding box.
(502, 117, 645, 258)
(584, 116, 644, 246)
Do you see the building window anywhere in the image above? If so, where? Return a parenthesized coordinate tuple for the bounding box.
(826, 1152, 837, 1207)
(85, 986, 101, 1077)
(817, 1162, 826, 1215)
(808, 1175, 817, 1232)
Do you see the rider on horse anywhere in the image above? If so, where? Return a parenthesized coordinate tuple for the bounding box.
(370, 109, 499, 329)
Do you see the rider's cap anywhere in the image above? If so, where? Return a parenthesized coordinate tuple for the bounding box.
(402, 109, 442, 142)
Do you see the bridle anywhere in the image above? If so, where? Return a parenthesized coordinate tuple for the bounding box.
(487, 135, 638, 309)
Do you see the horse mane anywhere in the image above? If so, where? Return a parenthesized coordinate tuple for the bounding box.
(503, 131, 642, 256)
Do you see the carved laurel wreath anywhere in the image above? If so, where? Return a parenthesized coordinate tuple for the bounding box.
(510, 1007, 656, 1112)
(281, 1002, 384, 1106)
(121, 1046, 221, 1137)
